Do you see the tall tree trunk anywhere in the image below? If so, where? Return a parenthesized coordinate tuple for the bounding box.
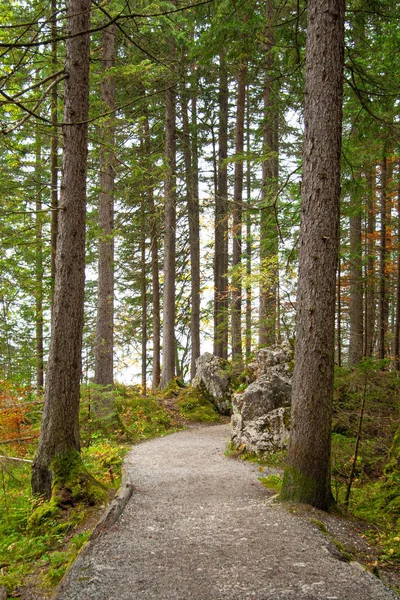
(214, 55, 229, 359)
(395, 169, 400, 370)
(143, 112, 161, 390)
(231, 62, 247, 368)
(349, 199, 363, 365)
(141, 195, 147, 393)
(181, 87, 200, 380)
(245, 95, 252, 362)
(337, 255, 342, 367)
(32, 0, 91, 499)
(160, 83, 177, 388)
(364, 170, 376, 357)
(35, 135, 44, 393)
(280, 0, 345, 510)
(259, 0, 278, 347)
(94, 21, 116, 387)
(50, 0, 58, 296)
(379, 149, 388, 359)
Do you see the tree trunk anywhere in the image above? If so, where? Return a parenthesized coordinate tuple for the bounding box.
(280, 0, 345, 510)
(94, 21, 116, 387)
(395, 169, 400, 370)
(379, 149, 388, 360)
(245, 95, 252, 362)
(181, 87, 200, 380)
(143, 112, 161, 390)
(50, 0, 58, 296)
(214, 55, 229, 360)
(160, 83, 177, 389)
(32, 0, 91, 499)
(35, 135, 44, 393)
(364, 170, 376, 357)
(337, 255, 342, 367)
(141, 194, 147, 394)
(259, 0, 278, 347)
(349, 204, 363, 365)
(231, 62, 247, 368)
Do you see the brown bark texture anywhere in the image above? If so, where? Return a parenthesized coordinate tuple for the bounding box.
(31, 0, 91, 498)
(144, 113, 161, 390)
(50, 0, 58, 292)
(349, 208, 363, 365)
(379, 152, 388, 359)
(280, 0, 345, 510)
(182, 87, 201, 380)
(160, 85, 177, 389)
(395, 172, 400, 370)
(364, 170, 376, 357)
(259, 0, 279, 348)
(94, 22, 116, 387)
(214, 56, 229, 360)
(231, 62, 247, 368)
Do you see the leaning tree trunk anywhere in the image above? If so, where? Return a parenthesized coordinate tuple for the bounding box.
(94, 21, 116, 388)
(214, 54, 229, 360)
(32, 0, 91, 499)
(280, 0, 345, 510)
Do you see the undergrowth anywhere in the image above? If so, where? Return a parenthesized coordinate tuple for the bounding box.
(0, 382, 185, 598)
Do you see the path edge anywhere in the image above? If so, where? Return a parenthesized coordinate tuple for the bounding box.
(52, 465, 134, 599)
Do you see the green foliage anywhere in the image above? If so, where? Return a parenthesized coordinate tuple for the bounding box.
(176, 387, 220, 423)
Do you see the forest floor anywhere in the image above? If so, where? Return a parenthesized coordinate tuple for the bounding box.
(52, 423, 399, 600)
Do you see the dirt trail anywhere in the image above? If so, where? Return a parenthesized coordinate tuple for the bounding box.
(54, 424, 398, 600)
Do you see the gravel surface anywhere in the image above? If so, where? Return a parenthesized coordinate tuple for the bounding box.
(54, 424, 398, 600)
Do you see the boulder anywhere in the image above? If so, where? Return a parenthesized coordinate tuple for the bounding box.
(192, 353, 233, 415)
(231, 344, 293, 455)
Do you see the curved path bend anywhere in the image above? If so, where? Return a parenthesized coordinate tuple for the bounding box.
(54, 424, 397, 600)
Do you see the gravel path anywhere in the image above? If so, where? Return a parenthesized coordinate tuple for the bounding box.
(54, 424, 398, 600)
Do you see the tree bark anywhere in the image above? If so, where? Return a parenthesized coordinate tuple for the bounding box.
(32, 0, 91, 499)
(245, 95, 252, 362)
(214, 55, 229, 360)
(181, 86, 200, 380)
(395, 169, 400, 370)
(141, 193, 147, 393)
(35, 135, 44, 393)
(259, 0, 278, 347)
(50, 0, 58, 296)
(143, 112, 161, 390)
(379, 149, 388, 360)
(364, 170, 376, 357)
(231, 62, 247, 368)
(160, 83, 177, 389)
(349, 204, 363, 365)
(280, 0, 345, 510)
(94, 21, 116, 387)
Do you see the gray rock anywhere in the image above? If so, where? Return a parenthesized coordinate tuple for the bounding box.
(0, 585, 7, 600)
(192, 353, 233, 415)
(231, 344, 293, 455)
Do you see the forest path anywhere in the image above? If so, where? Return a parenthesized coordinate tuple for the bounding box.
(54, 424, 397, 600)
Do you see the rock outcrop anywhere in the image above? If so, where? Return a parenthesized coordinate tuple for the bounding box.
(231, 344, 293, 455)
(192, 353, 233, 415)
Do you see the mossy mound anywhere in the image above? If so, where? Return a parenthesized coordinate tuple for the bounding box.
(176, 387, 220, 423)
(28, 450, 107, 530)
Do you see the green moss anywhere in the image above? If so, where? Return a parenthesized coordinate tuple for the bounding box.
(259, 474, 283, 493)
(177, 387, 220, 422)
(279, 465, 334, 511)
